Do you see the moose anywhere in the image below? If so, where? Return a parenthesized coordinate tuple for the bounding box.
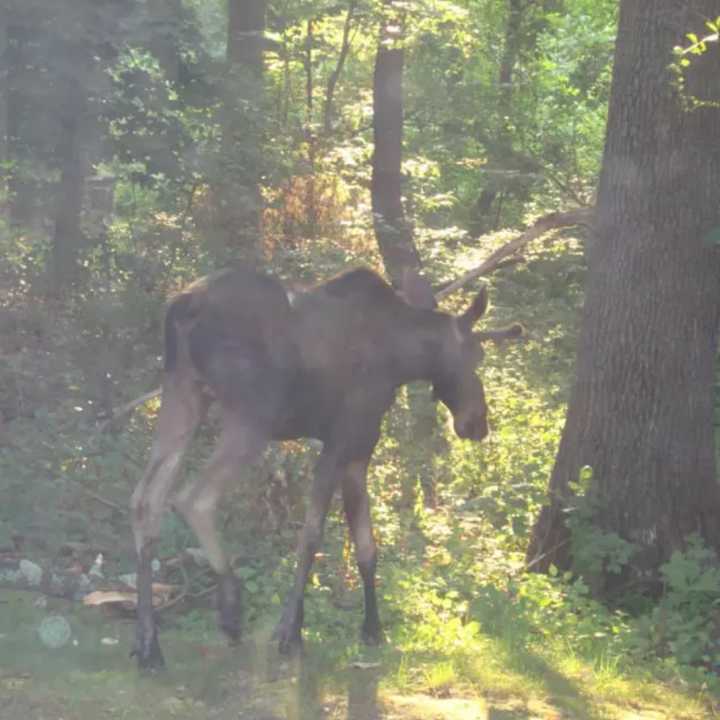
(130, 265, 522, 669)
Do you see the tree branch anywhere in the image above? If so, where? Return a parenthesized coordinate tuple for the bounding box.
(97, 387, 160, 433)
(434, 207, 594, 300)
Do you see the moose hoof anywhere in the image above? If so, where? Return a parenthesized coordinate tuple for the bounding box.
(361, 622, 383, 646)
(217, 574, 241, 644)
(131, 634, 165, 672)
(273, 622, 303, 655)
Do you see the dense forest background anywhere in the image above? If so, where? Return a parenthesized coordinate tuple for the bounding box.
(1, 1, 720, 718)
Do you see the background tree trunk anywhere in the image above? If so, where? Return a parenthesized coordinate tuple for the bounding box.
(211, 0, 266, 263)
(371, 5, 420, 281)
(371, 2, 438, 508)
(51, 74, 87, 292)
(527, 0, 720, 593)
(146, 0, 183, 84)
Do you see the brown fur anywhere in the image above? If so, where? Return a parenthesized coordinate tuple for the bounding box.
(131, 266, 522, 669)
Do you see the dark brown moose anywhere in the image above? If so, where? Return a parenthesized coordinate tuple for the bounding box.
(131, 266, 522, 669)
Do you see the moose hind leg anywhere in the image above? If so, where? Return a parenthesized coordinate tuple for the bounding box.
(342, 460, 382, 645)
(130, 377, 208, 670)
(174, 416, 267, 644)
(274, 451, 339, 654)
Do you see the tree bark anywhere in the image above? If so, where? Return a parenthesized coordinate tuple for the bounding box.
(146, 0, 183, 84)
(527, 1, 720, 593)
(211, 0, 266, 263)
(322, 0, 357, 135)
(304, 18, 317, 235)
(371, 2, 437, 508)
(50, 72, 87, 292)
(371, 6, 420, 283)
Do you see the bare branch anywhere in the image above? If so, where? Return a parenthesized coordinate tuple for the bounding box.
(97, 387, 160, 433)
(435, 207, 594, 300)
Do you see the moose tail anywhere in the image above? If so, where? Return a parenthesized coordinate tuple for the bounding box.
(164, 293, 195, 372)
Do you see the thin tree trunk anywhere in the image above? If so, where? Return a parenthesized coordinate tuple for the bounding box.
(212, 0, 266, 263)
(527, 0, 720, 593)
(371, 2, 436, 508)
(304, 19, 317, 236)
(322, 0, 357, 135)
(50, 76, 86, 292)
(371, 15, 420, 281)
(146, 0, 183, 84)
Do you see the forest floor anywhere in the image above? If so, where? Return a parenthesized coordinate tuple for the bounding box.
(0, 589, 713, 720)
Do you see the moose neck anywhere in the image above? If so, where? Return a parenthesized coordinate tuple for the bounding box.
(389, 308, 453, 388)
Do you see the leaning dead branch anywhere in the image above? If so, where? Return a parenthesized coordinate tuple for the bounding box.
(435, 207, 594, 300)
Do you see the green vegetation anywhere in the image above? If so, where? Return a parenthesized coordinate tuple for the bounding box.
(1, 0, 720, 717)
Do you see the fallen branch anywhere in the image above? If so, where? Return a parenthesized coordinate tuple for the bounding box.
(97, 387, 161, 433)
(435, 207, 594, 300)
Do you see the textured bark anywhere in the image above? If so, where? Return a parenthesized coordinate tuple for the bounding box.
(304, 19, 317, 235)
(146, 0, 183, 84)
(371, 5, 436, 508)
(227, 0, 265, 68)
(50, 74, 86, 292)
(211, 0, 266, 263)
(527, 1, 720, 591)
(371, 32, 420, 282)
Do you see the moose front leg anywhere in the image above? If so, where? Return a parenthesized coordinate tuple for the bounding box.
(274, 451, 339, 654)
(342, 460, 382, 645)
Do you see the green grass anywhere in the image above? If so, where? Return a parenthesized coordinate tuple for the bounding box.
(0, 585, 714, 720)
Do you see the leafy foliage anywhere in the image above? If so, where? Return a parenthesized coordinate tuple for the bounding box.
(0, 0, 718, 714)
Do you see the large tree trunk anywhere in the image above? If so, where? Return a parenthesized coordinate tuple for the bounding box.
(527, 1, 720, 593)
(210, 0, 266, 263)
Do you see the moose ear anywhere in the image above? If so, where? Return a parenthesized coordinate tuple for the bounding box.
(457, 286, 489, 334)
(400, 268, 437, 310)
(474, 323, 524, 343)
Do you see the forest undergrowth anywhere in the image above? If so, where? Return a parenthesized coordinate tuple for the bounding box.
(1, 232, 719, 720)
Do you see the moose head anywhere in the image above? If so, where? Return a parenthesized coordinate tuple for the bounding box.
(400, 269, 523, 441)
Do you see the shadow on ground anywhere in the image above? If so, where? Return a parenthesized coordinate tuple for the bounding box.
(0, 590, 696, 720)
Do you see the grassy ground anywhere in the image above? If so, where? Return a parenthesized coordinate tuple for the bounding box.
(0, 580, 715, 720)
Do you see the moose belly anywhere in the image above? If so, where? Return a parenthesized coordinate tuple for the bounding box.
(271, 370, 340, 442)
